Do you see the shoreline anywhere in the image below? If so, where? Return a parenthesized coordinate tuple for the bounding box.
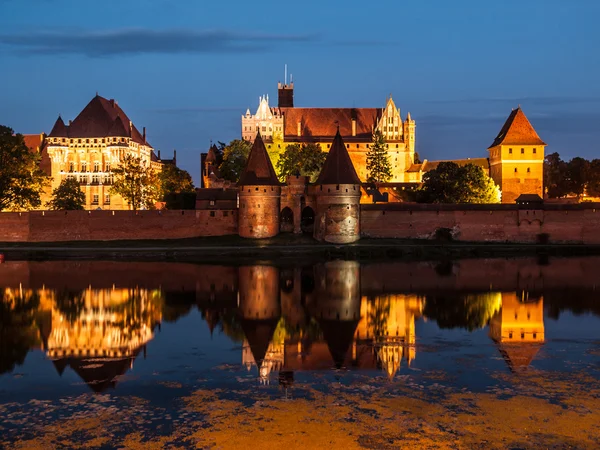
(2, 236, 600, 262)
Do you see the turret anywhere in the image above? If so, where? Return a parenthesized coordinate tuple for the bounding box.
(238, 132, 283, 238)
(312, 130, 361, 243)
(277, 82, 294, 108)
(404, 112, 416, 155)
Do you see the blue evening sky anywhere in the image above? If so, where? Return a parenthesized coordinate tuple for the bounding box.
(1, 0, 599, 185)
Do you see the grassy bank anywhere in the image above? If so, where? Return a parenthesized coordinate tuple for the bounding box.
(2, 234, 600, 262)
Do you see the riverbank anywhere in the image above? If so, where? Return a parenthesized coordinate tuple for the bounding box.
(2, 235, 600, 262)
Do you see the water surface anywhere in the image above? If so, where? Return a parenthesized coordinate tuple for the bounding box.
(1, 258, 599, 448)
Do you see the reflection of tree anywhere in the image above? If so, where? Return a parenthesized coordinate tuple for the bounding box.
(219, 309, 245, 343)
(544, 289, 600, 319)
(424, 293, 501, 331)
(0, 289, 41, 374)
(368, 297, 391, 340)
(54, 290, 86, 324)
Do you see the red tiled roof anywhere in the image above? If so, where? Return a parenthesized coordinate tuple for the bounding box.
(280, 107, 381, 141)
(315, 131, 361, 185)
(206, 144, 219, 163)
(423, 158, 490, 173)
(489, 107, 546, 148)
(22, 133, 44, 152)
(50, 95, 149, 146)
(48, 117, 68, 138)
(238, 133, 282, 186)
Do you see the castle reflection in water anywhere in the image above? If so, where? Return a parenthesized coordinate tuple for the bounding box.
(0, 258, 571, 392)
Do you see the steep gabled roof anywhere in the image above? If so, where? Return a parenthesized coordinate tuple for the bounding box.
(48, 116, 69, 138)
(315, 130, 361, 185)
(65, 95, 148, 146)
(318, 319, 360, 369)
(489, 107, 546, 149)
(206, 144, 219, 163)
(107, 116, 129, 138)
(238, 133, 282, 186)
(280, 107, 381, 141)
(241, 319, 279, 364)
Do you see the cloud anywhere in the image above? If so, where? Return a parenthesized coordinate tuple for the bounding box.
(426, 96, 600, 107)
(0, 28, 318, 57)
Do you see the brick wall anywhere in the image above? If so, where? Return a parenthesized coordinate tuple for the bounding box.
(360, 203, 600, 244)
(0, 210, 237, 242)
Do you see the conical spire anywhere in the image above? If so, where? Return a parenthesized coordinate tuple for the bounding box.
(489, 107, 546, 149)
(48, 116, 69, 138)
(238, 132, 281, 186)
(315, 129, 361, 185)
(206, 144, 218, 163)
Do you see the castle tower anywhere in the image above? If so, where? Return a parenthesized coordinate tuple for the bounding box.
(488, 107, 546, 203)
(203, 144, 219, 188)
(312, 130, 362, 243)
(238, 132, 283, 238)
(404, 112, 416, 156)
(278, 82, 294, 108)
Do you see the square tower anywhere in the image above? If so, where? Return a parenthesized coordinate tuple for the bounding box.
(488, 107, 546, 203)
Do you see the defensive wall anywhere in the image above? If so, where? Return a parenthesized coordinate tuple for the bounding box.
(0, 210, 237, 242)
(361, 203, 600, 244)
(2, 203, 600, 244)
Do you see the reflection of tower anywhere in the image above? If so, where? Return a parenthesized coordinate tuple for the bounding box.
(489, 292, 545, 372)
(356, 294, 423, 380)
(280, 268, 306, 329)
(43, 287, 163, 392)
(239, 265, 281, 379)
(308, 261, 361, 369)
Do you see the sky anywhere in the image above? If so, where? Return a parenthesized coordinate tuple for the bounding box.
(1, 0, 599, 185)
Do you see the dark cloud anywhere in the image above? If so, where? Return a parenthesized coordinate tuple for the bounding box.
(0, 28, 318, 57)
(426, 96, 600, 107)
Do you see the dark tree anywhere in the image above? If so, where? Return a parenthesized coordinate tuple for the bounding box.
(586, 159, 600, 198)
(218, 139, 252, 182)
(276, 143, 327, 182)
(46, 178, 86, 210)
(159, 164, 194, 198)
(544, 152, 569, 198)
(0, 125, 50, 211)
(567, 157, 590, 200)
(366, 131, 393, 183)
(418, 162, 500, 203)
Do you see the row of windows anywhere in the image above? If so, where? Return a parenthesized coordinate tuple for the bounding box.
(66, 174, 114, 184)
(90, 194, 111, 205)
(514, 168, 532, 173)
(50, 137, 135, 145)
(68, 162, 111, 172)
(509, 147, 537, 154)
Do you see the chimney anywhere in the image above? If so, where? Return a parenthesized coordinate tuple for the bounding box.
(68, 120, 72, 126)
(352, 119, 356, 137)
(297, 121, 301, 137)
(129, 121, 132, 135)
(143, 127, 146, 142)
(173, 149, 177, 165)
(110, 99, 115, 108)
(158, 150, 161, 159)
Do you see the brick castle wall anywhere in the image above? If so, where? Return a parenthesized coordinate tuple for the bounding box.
(361, 204, 600, 244)
(0, 210, 237, 242)
(3, 203, 600, 244)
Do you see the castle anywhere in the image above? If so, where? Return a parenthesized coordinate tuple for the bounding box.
(40, 95, 174, 210)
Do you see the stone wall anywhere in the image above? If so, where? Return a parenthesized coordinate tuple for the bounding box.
(360, 203, 600, 244)
(0, 210, 237, 242)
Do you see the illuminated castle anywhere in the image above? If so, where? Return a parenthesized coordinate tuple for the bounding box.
(44, 95, 174, 210)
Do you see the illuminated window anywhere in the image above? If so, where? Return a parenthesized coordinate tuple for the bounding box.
(105, 162, 111, 172)
(81, 162, 87, 172)
(92, 194, 99, 204)
(94, 162, 100, 172)
(104, 194, 110, 204)
(209, 200, 215, 206)
(69, 162, 74, 172)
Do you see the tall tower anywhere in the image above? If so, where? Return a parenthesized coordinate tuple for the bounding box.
(277, 82, 294, 108)
(238, 132, 283, 238)
(404, 112, 416, 155)
(312, 130, 362, 243)
(488, 107, 546, 203)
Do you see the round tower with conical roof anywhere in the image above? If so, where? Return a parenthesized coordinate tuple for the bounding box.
(312, 130, 362, 243)
(238, 132, 283, 238)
